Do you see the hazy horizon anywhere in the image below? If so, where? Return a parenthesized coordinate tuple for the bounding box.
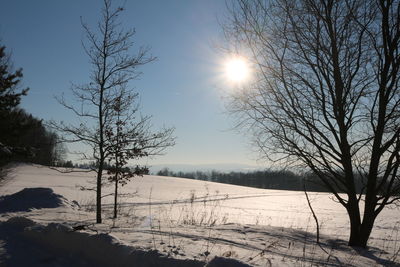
(147, 162, 265, 174)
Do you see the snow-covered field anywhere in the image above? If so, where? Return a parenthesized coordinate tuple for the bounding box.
(0, 164, 399, 266)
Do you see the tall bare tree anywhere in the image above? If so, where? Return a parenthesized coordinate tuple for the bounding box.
(223, 0, 400, 247)
(51, 0, 158, 223)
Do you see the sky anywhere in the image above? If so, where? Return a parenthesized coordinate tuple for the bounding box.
(0, 0, 262, 169)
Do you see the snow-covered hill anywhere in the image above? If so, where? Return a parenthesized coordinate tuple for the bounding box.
(0, 164, 399, 266)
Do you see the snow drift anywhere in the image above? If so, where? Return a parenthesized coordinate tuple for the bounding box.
(0, 187, 77, 213)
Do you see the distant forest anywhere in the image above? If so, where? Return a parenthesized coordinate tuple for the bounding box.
(156, 168, 364, 193)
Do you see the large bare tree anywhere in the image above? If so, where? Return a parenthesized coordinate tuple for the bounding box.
(51, 0, 163, 223)
(224, 0, 400, 247)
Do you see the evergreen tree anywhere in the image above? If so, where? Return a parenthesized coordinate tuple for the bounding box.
(0, 44, 29, 165)
(0, 44, 63, 166)
(0, 45, 28, 113)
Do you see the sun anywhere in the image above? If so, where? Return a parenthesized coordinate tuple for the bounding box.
(224, 57, 250, 83)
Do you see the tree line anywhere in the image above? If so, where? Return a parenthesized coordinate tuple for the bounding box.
(156, 168, 368, 193)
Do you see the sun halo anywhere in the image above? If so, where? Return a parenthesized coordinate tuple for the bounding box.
(224, 57, 250, 83)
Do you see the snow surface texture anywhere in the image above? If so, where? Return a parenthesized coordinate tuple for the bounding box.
(0, 164, 399, 266)
(0, 217, 251, 266)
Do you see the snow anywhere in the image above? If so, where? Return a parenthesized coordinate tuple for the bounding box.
(0, 163, 399, 266)
(0, 187, 78, 213)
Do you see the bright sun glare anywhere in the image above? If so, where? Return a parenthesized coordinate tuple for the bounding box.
(224, 57, 250, 83)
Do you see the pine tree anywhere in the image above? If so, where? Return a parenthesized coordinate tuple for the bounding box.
(0, 46, 28, 113)
(0, 45, 29, 165)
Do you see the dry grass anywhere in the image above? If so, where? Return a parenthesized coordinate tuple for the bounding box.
(75, 186, 400, 266)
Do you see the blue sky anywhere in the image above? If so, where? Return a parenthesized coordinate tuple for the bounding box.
(0, 0, 260, 167)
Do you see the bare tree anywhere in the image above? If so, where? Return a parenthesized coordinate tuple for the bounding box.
(223, 0, 400, 247)
(51, 0, 157, 223)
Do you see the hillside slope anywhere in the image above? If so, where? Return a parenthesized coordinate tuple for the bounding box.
(0, 164, 398, 266)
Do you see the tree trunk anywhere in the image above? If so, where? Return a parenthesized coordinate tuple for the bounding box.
(347, 201, 376, 248)
(348, 216, 376, 248)
(96, 164, 103, 223)
(359, 199, 378, 247)
(113, 172, 118, 219)
(347, 195, 362, 247)
(348, 216, 361, 246)
(359, 216, 376, 248)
